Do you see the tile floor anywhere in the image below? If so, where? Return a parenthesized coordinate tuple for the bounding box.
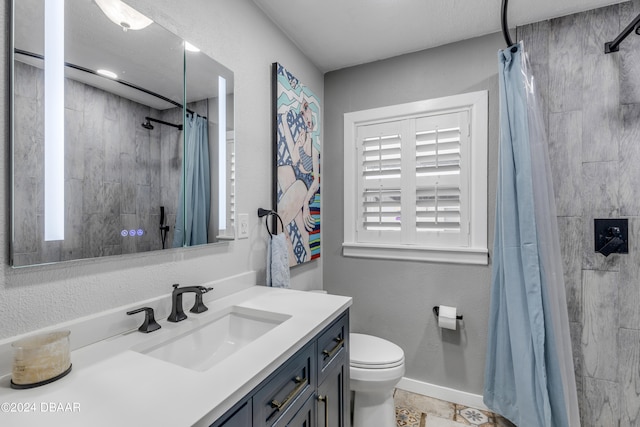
(394, 389, 516, 427)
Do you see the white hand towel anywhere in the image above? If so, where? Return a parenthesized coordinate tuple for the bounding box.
(267, 234, 290, 288)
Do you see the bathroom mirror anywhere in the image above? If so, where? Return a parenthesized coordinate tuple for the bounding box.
(11, 0, 235, 267)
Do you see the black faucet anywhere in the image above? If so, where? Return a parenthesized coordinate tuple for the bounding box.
(167, 284, 214, 323)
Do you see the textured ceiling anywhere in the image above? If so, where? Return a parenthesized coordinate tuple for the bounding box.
(252, 0, 628, 72)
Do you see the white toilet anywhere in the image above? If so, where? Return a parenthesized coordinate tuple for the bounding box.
(350, 333, 405, 427)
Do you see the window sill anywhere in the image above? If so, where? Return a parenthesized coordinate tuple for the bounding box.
(342, 242, 488, 265)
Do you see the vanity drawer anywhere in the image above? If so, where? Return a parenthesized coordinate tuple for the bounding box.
(253, 343, 316, 426)
(316, 312, 349, 384)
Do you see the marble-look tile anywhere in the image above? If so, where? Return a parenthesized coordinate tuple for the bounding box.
(548, 111, 582, 217)
(14, 61, 39, 99)
(619, 104, 640, 216)
(619, 328, 640, 427)
(64, 178, 84, 250)
(104, 182, 122, 216)
(581, 162, 620, 271)
(581, 270, 619, 381)
(557, 217, 582, 322)
(102, 245, 122, 257)
(582, 377, 620, 427)
(581, 6, 621, 163)
(104, 92, 119, 121)
(135, 131, 151, 186)
(570, 321, 585, 420)
(620, 0, 640, 105)
(104, 118, 121, 184)
(581, 54, 621, 163)
(103, 211, 122, 247)
(65, 107, 85, 180)
(548, 14, 584, 113)
(12, 175, 38, 254)
(120, 152, 136, 214)
(83, 213, 106, 259)
(583, 5, 621, 56)
(394, 389, 455, 419)
(619, 217, 640, 329)
(83, 145, 105, 214)
(64, 78, 85, 112)
(14, 95, 42, 173)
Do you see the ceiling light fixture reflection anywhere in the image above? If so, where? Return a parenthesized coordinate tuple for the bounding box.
(94, 0, 153, 32)
(185, 41, 200, 52)
(97, 69, 118, 79)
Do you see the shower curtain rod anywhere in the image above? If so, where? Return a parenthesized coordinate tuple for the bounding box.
(14, 49, 206, 118)
(501, 0, 514, 48)
(604, 12, 640, 53)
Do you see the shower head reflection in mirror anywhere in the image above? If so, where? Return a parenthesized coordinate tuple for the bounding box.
(11, 0, 235, 267)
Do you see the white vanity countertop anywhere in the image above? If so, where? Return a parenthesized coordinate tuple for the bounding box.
(0, 286, 352, 427)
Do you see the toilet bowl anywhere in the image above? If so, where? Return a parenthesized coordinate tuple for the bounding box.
(350, 333, 405, 427)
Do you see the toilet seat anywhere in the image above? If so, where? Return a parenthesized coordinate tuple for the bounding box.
(350, 333, 405, 369)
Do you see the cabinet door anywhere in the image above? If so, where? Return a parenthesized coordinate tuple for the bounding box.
(317, 352, 347, 427)
(253, 343, 315, 426)
(210, 400, 251, 427)
(285, 394, 316, 427)
(317, 312, 349, 385)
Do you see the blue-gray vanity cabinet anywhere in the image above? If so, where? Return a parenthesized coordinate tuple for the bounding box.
(254, 343, 316, 426)
(317, 351, 347, 427)
(210, 400, 251, 427)
(284, 394, 316, 427)
(316, 312, 349, 427)
(209, 309, 349, 427)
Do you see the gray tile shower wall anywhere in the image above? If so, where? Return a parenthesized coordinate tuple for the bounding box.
(12, 62, 181, 264)
(517, 1, 640, 425)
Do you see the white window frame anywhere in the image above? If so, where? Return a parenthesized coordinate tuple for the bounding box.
(343, 91, 488, 265)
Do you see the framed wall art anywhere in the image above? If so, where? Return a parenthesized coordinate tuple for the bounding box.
(272, 62, 321, 266)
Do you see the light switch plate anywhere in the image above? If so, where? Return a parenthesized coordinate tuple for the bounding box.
(237, 213, 249, 239)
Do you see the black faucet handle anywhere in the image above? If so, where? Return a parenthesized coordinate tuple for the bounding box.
(127, 307, 161, 333)
(190, 287, 214, 314)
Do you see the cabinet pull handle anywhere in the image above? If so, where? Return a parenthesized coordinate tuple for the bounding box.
(318, 394, 329, 427)
(270, 376, 308, 412)
(322, 337, 344, 359)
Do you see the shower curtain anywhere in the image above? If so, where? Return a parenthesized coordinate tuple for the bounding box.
(173, 113, 211, 247)
(483, 43, 580, 427)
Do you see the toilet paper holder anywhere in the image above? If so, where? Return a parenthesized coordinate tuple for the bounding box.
(432, 306, 463, 320)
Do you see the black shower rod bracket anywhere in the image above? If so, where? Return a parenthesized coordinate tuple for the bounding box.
(605, 12, 640, 54)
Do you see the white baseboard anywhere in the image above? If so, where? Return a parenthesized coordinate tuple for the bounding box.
(396, 377, 489, 411)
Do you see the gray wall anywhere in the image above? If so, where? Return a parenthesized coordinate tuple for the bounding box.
(0, 0, 324, 340)
(518, 1, 640, 425)
(323, 32, 503, 395)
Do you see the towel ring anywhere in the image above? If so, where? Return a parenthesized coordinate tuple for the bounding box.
(257, 208, 285, 238)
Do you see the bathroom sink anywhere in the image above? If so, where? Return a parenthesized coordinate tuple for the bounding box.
(133, 306, 291, 371)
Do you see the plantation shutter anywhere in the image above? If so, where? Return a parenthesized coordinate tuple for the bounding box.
(354, 109, 470, 247)
(356, 121, 403, 242)
(414, 111, 469, 246)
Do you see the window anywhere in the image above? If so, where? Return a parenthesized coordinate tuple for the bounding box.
(343, 91, 488, 264)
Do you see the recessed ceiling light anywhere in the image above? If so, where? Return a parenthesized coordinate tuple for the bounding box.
(95, 0, 153, 32)
(185, 41, 200, 53)
(97, 69, 118, 79)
